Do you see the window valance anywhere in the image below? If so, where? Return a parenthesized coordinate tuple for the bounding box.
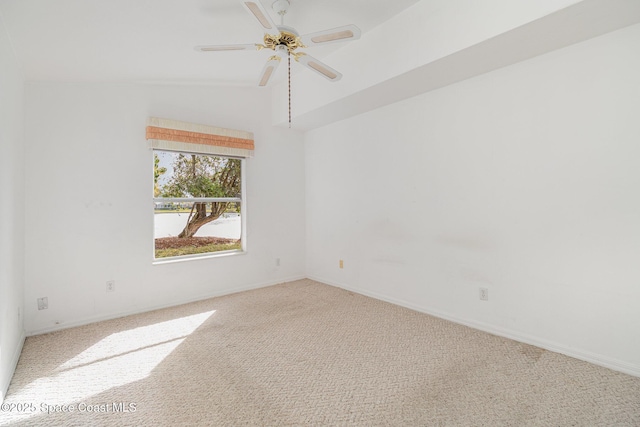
(146, 117, 254, 158)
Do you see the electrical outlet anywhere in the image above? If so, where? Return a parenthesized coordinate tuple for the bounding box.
(479, 287, 489, 301)
(339, 260, 344, 269)
(276, 258, 280, 267)
(18, 307, 21, 322)
(106, 280, 115, 292)
(37, 297, 48, 310)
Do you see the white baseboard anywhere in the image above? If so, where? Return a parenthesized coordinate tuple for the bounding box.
(27, 274, 306, 336)
(308, 274, 640, 378)
(1, 330, 25, 404)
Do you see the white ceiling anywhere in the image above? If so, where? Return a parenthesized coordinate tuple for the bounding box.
(0, 0, 421, 85)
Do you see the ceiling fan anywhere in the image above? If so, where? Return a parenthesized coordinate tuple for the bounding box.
(195, 0, 361, 87)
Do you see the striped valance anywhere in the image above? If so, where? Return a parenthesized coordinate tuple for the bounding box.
(146, 117, 254, 158)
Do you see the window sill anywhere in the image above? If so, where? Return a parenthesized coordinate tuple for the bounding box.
(152, 249, 246, 265)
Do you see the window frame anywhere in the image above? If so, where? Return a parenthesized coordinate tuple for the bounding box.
(152, 150, 247, 264)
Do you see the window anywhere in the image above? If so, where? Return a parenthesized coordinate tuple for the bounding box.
(153, 151, 244, 259)
(146, 117, 253, 261)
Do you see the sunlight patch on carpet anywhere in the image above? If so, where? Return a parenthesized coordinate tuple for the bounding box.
(3, 310, 215, 423)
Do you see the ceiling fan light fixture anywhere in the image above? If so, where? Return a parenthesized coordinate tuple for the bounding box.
(274, 44, 288, 57)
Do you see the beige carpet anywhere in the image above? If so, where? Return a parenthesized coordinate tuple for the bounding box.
(1, 279, 639, 426)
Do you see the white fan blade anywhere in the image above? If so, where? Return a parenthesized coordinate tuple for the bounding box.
(258, 56, 281, 87)
(240, 1, 280, 37)
(299, 25, 361, 47)
(195, 44, 258, 52)
(295, 53, 342, 82)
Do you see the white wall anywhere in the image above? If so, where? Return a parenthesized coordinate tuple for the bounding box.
(23, 83, 306, 334)
(305, 24, 640, 376)
(0, 14, 25, 401)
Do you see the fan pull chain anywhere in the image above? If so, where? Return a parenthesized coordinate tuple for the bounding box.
(288, 51, 292, 128)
